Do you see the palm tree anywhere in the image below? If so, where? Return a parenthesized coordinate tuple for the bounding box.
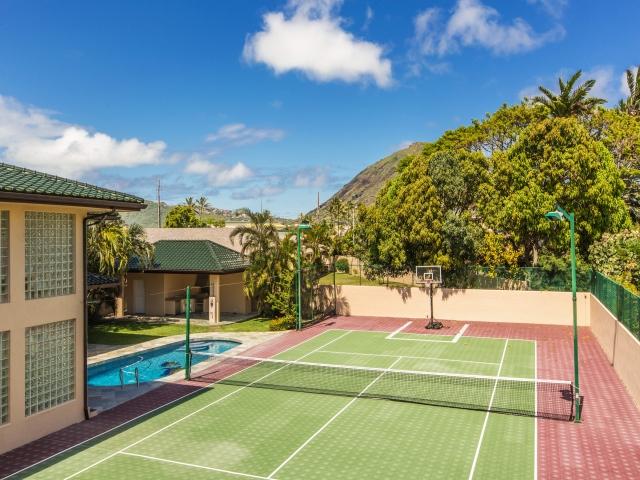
(230, 210, 280, 313)
(533, 70, 606, 117)
(184, 196, 195, 208)
(196, 196, 210, 218)
(618, 65, 640, 115)
(88, 221, 154, 317)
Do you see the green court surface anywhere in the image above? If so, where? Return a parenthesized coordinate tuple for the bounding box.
(15, 329, 544, 480)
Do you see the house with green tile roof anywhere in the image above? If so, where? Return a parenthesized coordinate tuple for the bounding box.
(124, 239, 252, 324)
(0, 162, 146, 455)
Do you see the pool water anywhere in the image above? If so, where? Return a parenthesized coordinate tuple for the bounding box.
(88, 340, 239, 387)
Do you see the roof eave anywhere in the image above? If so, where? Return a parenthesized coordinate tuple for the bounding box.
(0, 191, 146, 211)
(128, 267, 247, 275)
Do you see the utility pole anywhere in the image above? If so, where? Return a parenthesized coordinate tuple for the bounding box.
(156, 178, 161, 228)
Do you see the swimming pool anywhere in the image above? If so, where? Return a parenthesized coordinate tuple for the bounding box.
(88, 339, 240, 387)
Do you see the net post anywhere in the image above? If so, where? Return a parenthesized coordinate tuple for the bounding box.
(185, 285, 191, 380)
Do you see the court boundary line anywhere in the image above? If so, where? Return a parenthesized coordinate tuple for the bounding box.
(468, 338, 509, 480)
(267, 357, 404, 479)
(62, 330, 354, 480)
(317, 349, 500, 366)
(385, 321, 469, 343)
(342, 325, 526, 344)
(2, 329, 344, 480)
(120, 452, 272, 479)
(534, 340, 538, 480)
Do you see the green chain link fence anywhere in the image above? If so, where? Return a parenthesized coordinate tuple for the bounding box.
(591, 271, 640, 341)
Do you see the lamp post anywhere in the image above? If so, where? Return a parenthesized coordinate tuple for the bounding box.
(545, 205, 581, 422)
(297, 223, 311, 331)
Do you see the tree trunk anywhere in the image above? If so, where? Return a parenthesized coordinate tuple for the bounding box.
(115, 275, 126, 317)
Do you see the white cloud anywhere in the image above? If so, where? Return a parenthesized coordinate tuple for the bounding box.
(293, 167, 329, 188)
(362, 6, 374, 31)
(205, 123, 285, 146)
(185, 158, 254, 187)
(243, 0, 392, 87)
(527, 0, 568, 19)
(0, 95, 165, 177)
(412, 0, 564, 59)
(231, 185, 284, 200)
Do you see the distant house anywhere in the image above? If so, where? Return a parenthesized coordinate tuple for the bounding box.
(0, 162, 145, 454)
(124, 235, 252, 323)
(144, 227, 241, 252)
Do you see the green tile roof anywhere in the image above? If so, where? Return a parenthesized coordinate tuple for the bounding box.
(0, 162, 145, 207)
(129, 240, 249, 273)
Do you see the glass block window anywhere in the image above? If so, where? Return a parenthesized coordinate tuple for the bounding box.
(25, 212, 75, 300)
(25, 320, 75, 416)
(0, 331, 8, 424)
(0, 211, 8, 303)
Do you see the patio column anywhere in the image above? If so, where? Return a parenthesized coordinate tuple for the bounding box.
(208, 274, 221, 325)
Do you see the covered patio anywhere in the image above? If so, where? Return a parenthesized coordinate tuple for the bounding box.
(124, 239, 252, 324)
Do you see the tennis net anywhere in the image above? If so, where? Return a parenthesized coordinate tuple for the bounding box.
(191, 352, 575, 421)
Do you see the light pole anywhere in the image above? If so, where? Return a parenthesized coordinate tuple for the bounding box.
(545, 205, 581, 422)
(297, 223, 311, 331)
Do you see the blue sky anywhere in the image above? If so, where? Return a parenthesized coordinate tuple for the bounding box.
(0, 0, 638, 217)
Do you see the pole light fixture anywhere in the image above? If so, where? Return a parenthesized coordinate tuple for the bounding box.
(545, 205, 581, 422)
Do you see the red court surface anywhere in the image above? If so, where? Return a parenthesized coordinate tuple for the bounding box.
(1, 316, 639, 479)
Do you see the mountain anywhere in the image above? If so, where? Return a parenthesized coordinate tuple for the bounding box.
(313, 142, 426, 214)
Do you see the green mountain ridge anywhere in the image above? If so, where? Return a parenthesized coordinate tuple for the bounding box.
(312, 142, 426, 214)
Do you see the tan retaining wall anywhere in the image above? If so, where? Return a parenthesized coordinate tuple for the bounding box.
(590, 295, 640, 409)
(333, 285, 591, 326)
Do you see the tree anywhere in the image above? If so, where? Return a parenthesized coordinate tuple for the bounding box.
(588, 109, 640, 220)
(618, 65, 640, 116)
(184, 197, 195, 208)
(589, 228, 640, 292)
(533, 70, 606, 117)
(480, 117, 630, 263)
(196, 196, 210, 217)
(230, 210, 281, 313)
(164, 205, 208, 228)
(88, 221, 154, 317)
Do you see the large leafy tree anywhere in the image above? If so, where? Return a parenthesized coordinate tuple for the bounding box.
(533, 70, 606, 117)
(480, 117, 630, 263)
(164, 205, 207, 228)
(589, 229, 640, 293)
(618, 65, 640, 116)
(588, 109, 640, 220)
(88, 220, 154, 317)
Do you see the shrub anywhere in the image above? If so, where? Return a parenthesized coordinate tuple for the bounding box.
(335, 258, 350, 273)
(269, 315, 296, 331)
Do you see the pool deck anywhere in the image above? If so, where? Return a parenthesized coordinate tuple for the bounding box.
(87, 331, 284, 413)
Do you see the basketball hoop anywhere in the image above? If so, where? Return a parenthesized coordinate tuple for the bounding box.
(415, 266, 443, 329)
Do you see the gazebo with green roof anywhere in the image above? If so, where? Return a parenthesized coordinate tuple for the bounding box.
(125, 240, 252, 324)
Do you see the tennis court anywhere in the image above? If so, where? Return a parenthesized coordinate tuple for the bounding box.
(11, 323, 575, 479)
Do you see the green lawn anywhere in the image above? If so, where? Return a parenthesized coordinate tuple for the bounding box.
(88, 317, 272, 345)
(318, 272, 410, 287)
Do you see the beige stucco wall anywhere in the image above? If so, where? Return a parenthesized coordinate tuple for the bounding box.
(124, 272, 166, 316)
(0, 202, 91, 454)
(590, 296, 640, 409)
(333, 285, 591, 326)
(219, 272, 251, 314)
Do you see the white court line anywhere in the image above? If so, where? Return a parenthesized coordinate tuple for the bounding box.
(534, 340, 538, 480)
(120, 452, 271, 480)
(385, 321, 413, 339)
(468, 338, 509, 480)
(318, 349, 499, 366)
(453, 324, 470, 343)
(60, 330, 353, 480)
(267, 357, 404, 479)
(384, 321, 470, 343)
(3, 329, 340, 480)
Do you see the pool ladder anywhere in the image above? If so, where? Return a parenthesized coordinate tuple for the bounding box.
(118, 356, 147, 389)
